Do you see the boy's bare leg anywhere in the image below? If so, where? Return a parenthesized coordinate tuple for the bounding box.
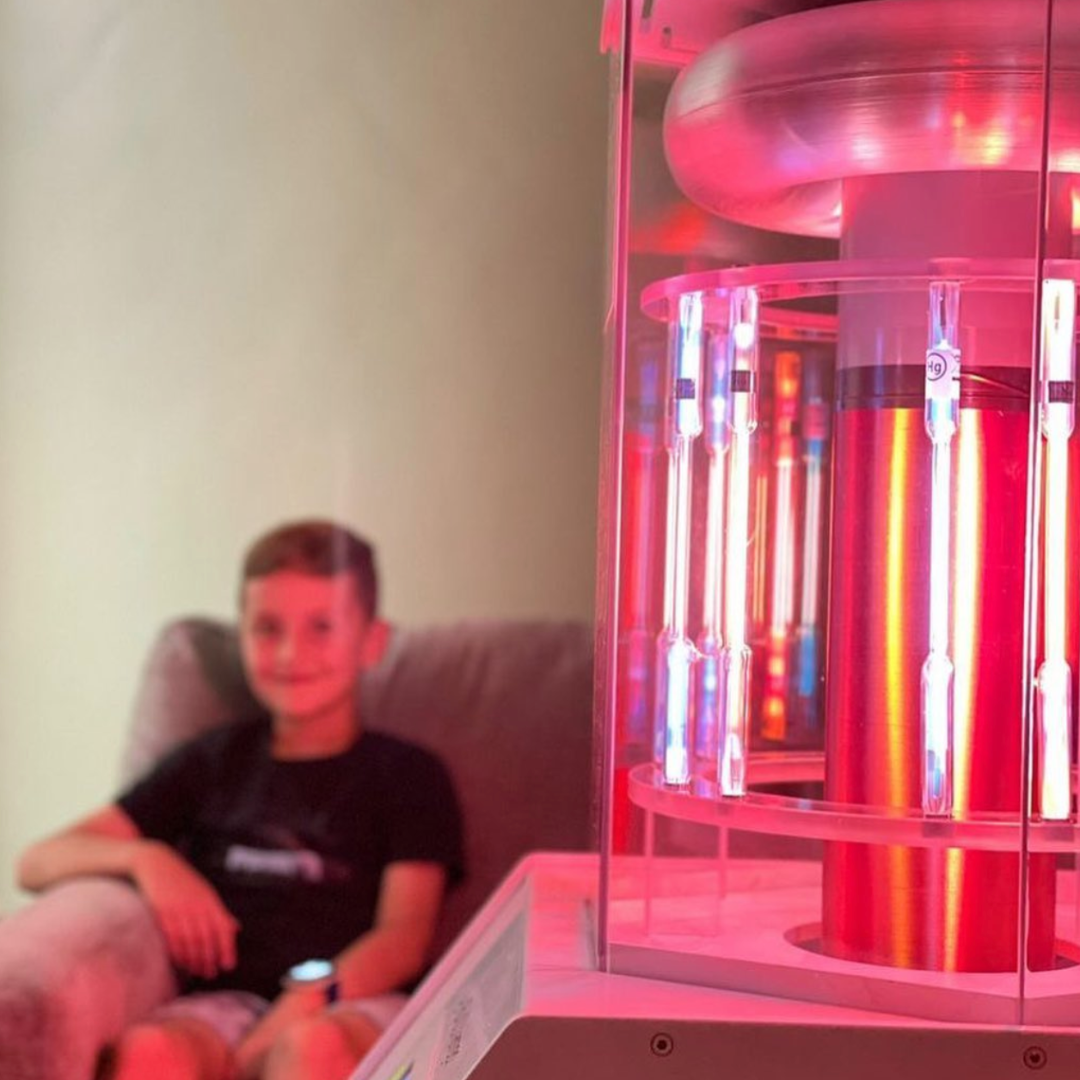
(262, 1011, 382, 1080)
(104, 1018, 233, 1080)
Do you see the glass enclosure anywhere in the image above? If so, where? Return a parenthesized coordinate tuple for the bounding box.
(597, 0, 1080, 1026)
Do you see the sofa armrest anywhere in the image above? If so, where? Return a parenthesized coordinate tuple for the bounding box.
(0, 879, 177, 1080)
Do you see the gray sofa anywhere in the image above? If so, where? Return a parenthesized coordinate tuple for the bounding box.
(0, 617, 594, 1080)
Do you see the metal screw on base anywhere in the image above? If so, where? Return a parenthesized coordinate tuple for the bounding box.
(650, 1033, 674, 1057)
(1023, 1046, 1048, 1071)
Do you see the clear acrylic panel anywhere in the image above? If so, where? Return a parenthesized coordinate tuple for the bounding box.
(1023, 0, 1080, 1025)
(595, 0, 632, 969)
(598, 0, 1063, 1027)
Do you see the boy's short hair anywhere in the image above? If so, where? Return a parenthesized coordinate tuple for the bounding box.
(241, 520, 379, 620)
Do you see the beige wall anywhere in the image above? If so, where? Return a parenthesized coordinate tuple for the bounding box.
(0, 2, 607, 911)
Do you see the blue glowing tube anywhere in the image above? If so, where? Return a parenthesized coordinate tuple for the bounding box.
(655, 292, 704, 786)
(795, 361, 828, 711)
(921, 281, 960, 818)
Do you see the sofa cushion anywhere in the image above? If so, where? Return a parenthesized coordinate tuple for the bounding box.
(0, 879, 176, 1080)
(121, 619, 263, 784)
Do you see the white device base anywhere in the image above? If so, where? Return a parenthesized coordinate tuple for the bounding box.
(353, 854, 1080, 1080)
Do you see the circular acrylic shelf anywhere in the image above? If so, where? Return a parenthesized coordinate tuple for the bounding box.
(640, 256, 1080, 326)
(629, 758, 1080, 855)
(632, 252, 1080, 858)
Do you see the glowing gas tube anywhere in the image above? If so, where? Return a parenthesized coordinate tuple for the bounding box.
(694, 326, 729, 770)
(762, 351, 800, 743)
(655, 292, 704, 786)
(921, 282, 961, 818)
(1037, 279, 1076, 822)
(795, 362, 828, 716)
(718, 287, 759, 797)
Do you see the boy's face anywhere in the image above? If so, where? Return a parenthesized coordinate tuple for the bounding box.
(239, 569, 379, 724)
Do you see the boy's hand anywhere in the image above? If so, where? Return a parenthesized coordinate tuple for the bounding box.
(234, 987, 326, 1078)
(131, 841, 239, 979)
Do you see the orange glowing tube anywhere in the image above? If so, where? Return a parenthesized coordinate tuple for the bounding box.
(762, 350, 800, 742)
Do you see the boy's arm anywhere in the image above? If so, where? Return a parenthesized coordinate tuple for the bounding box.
(17, 805, 238, 979)
(234, 860, 447, 1074)
(17, 805, 147, 889)
(336, 859, 447, 996)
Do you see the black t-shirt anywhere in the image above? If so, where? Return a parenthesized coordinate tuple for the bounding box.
(117, 720, 464, 1000)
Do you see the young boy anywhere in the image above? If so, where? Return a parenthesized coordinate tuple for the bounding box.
(17, 521, 464, 1080)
